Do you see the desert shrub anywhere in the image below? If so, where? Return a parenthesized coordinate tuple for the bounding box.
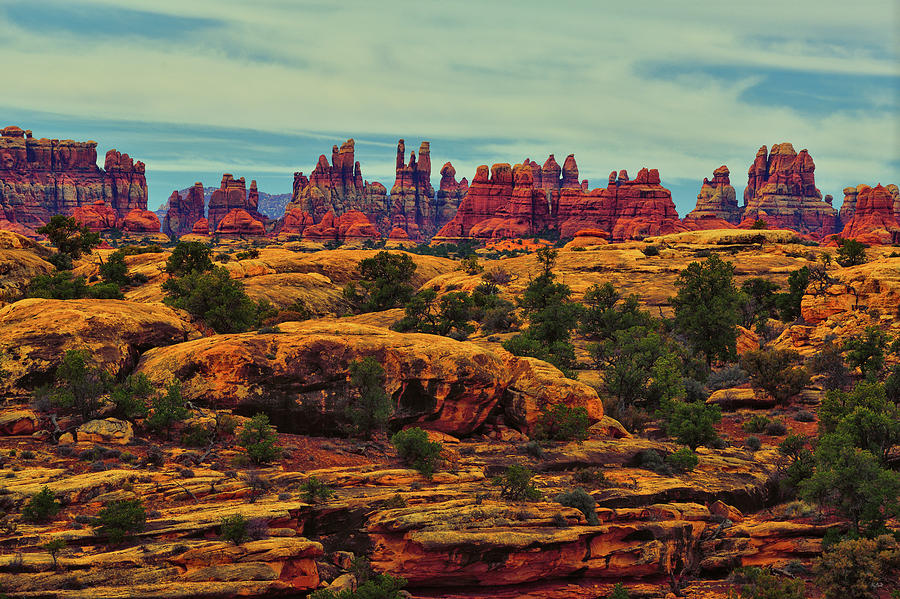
(531, 404, 590, 442)
(347, 357, 392, 438)
(641, 244, 659, 256)
(793, 410, 815, 423)
(393, 289, 475, 338)
(99, 250, 131, 287)
(47, 252, 73, 271)
(738, 277, 781, 328)
(147, 380, 189, 440)
(346, 251, 417, 312)
(493, 465, 542, 501)
(181, 423, 214, 447)
(555, 488, 599, 525)
(666, 447, 699, 472)
(743, 414, 771, 434)
(730, 566, 805, 599)
(236, 248, 259, 260)
(479, 302, 518, 333)
(809, 341, 850, 389)
(110, 373, 153, 420)
(816, 535, 900, 599)
(95, 499, 146, 544)
(741, 349, 810, 405)
(683, 378, 709, 402)
(43, 538, 65, 568)
(572, 467, 612, 488)
(843, 326, 890, 378)
(818, 381, 900, 463)
(37, 215, 100, 259)
(634, 449, 671, 475)
(608, 584, 630, 599)
(22, 487, 61, 523)
(483, 266, 512, 285)
(300, 476, 334, 503)
(502, 248, 581, 376)
(661, 400, 721, 449)
(162, 266, 263, 333)
(383, 494, 407, 509)
(165, 241, 213, 276)
(765, 420, 788, 436)
(835, 237, 868, 267)
(460, 256, 483, 274)
(672, 254, 741, 366)
(775, 266, 810, 322)
(522, 440, 544, 459)
(391, 428, 442, 477)
(220, 514, 249, 544)
(309, 574, 408, 599)
(25, 271, 122, 300)
(42, 349, 111, 419)
(707, 365, 749, 391)
(884, 364, 900, 402)
(745, 436, 762, 451)
(238, 413, 279, 465)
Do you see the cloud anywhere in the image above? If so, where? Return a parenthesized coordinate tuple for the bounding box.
(0, 0, 896, 213)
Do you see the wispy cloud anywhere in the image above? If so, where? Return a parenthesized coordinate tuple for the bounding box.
(0, 0, 896, 213)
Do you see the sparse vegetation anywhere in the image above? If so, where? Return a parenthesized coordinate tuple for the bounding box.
(237, 413, 280, 465)
(22, 487, 61, 523)
(530, 404, 590, 442)
(494, 465, 542, 501)
(347, 357, 392, 438)
(555, 487, 599, 524)
(220, 514, 249, 544)
(95, 499, 146, 544)
(391, 427, 443, 477)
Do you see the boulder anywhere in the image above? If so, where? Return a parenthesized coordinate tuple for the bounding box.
(215, 208, 266, 236)
(76, 418, 134, 445)
(119, 208, 161, 233)
(0, 409, 39, 435)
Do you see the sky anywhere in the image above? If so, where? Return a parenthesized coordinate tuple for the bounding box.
(1, 0, 897, 215)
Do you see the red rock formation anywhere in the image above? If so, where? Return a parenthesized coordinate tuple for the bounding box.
(215, 208, 266, 236)
(388, 226, 410, 240)
(740, 144, 836, 236)
(286, 139, 390, 236)
(72, 200, 119, 232)
(434, 162, 467, 232)
(684, 166, 740, 226)
(839, 184, 900, 244)
(207, 174, 267, 233)
(0, 126, 148, 228)
(119, 209, 161, 233)
(300, 210, 379, 241)
(390, 140, 440, 241)
(162, 182, 205, 238)
(191, 218, 210, 235)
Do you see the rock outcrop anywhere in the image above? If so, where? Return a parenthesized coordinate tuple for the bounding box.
(285, 140, 388, 238)
(684, 165, 741, 227)
(120, 208, 161, 233)
(71, 200, 119, 232)
(163, 182, 205, 237)
(390, 140, 439, 241)
(838, 184, 900, 244)
(134, 321, 603, 437)
(435, 162, 468, 228)
(740, 143, 836, 236)
(207, 175, 267, 233)
(215, 208, 267, 236)
(0, 126, 148, 229)
(299, 210, 380, 242)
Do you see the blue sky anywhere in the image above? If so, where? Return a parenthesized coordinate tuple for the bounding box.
(1, 0, 897, 215)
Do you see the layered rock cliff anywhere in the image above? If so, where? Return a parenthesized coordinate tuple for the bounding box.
(839, 184, 900, 244)
(740, 143, 836, 235)
(0, 125, 148, 229)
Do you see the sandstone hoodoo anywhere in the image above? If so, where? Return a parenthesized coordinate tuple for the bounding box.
(740, 143, 836, 235)
(684, 165, 741, 227)
(390, 140, 437, 241)
(207, 174, 268, 233)
(838, 183, 900, 244)
(0, 125, 149, 229)
(162, 182, 205, 237)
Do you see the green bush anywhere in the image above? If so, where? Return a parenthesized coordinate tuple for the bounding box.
(165, 241, 213, 276)
(238, 413, 280, 465)
(835, 237, 868, 267)
(22, 487, 61, 523)
(641, 245, 659, 257)
(815, 535, 900, 599)
(109, 373, 153, 420)
(743, 414, 771, 434)
(746, 436, 762, 451)
(554, 487, 599, 524)
(347, 251, 417, 312)
(162, 266, 263, 333)
(843, 326, 890, 378)
(391, 428, 442, 477)
(146, 380, 189, 440)
(42, 349, 111, 419)
(95, 499, 146, 544)
(300, 476, 334, 503)
(99, 250, 131, 287)
(775, 266, 809, 322)
(220, 514, 249, 544)
(347, 357, 392, 438)
(25, 271, 123, 300)
(393, 289, 475, 338)
(634, 449, 671, 475)
(308, 574, 408, 599)
(493, 465, 541, 501)
(36, 215, 100, 259)
(531, 404, 590, 442)
(741, 349, 810, 405)
(666, 447, 699, 472)
(661, 400, 721, 449)
(731, 566, 805, 599)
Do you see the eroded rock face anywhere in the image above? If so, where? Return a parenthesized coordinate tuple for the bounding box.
(390, 140, 439, 241)
(215, 208, 267, 236)
(0, 126, 148, 228)
(685, 166, 741, 226)
(0, 298, 197, 393)
(71, 200, 119, 232)
(0, 230, 54, 304)
(134, 321, 602, 437)
(207, 175, 267, 232)
(839, 184, 900, 244)
(163, 183, 205, 237)
(120, 208, 161, 233)
(740, 144, 837, 236)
